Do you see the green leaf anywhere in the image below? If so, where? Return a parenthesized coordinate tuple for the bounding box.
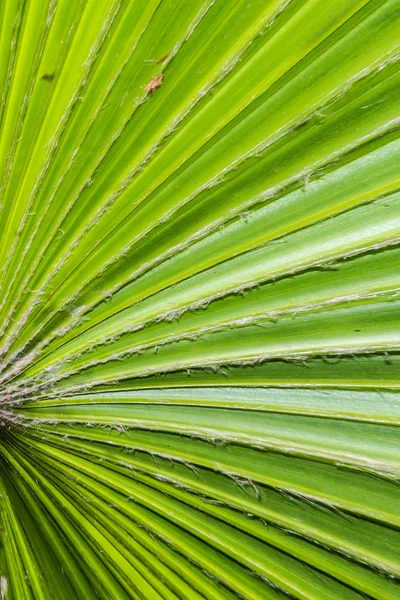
(1, 0, 399, 598)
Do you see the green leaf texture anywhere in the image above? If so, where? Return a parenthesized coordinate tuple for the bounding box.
(0, 0, 400, 598)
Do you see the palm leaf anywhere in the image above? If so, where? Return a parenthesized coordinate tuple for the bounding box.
(0, 0, 399, 598)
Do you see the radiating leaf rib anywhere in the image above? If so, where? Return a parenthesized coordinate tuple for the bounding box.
(21, 426, 400, 596)
(4, 0, 400, 364)
(11, 439, 364, 600)
(1, 0, 400, 599)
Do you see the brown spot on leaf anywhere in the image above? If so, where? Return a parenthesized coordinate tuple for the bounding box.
(41, 73, 55, 82)
(145, 74, 164, 93)
(157, 53, 170, 64)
